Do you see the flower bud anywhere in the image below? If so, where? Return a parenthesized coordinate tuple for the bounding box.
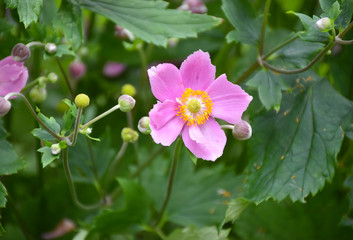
(138, 116, 151, 134)
(121, 127, 139, 143)
(103, 61, 127, 78)
(178, 0, 207, 14)
(0, 97, 11, 117)
(74, 93, 90, 108)
(29, 86, 47, 103)
(79, 127, 92, 135)
(121, 84, 136, 97)
(316, 17, 332, 31)
(69, 61, 86, 81)
(114, 25, 135, 41)
(51, 143, 61, 155)
(45, 43, 57, 54)
(11, 43, 31, 62)
(232, 120, 252, 140)
(118, 95, 135, 112)
(47, 72, 58, 83)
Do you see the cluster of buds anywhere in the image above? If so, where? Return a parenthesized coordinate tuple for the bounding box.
(29, 72, 58, 103)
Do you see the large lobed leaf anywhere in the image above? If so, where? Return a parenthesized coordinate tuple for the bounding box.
(245, 77, 353, 203)
(4, 0, 43, 28)
(76, 0, 222, 47)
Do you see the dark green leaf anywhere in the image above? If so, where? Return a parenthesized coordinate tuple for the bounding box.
(54, 0, 83, 50)
(224, 197, 249, 223)
(4, 0, 43, 27)
(222, 0, 261, 45)
(167, 226, 229, 240)
(247, 69, 289, 110)
(38, 113, 61, 134)
(245, 78, 353, 203)
(0, 181, 7, 208)
(328, 1, 341, 20)
(93, 178, 150, 234)
(31, 128, 57, 141)
(320, 0, 353, 30)
(288, 11, 330, 42)
(38, 147, 60, 168)
(0, 19, 13, 33)
(77, 0, 222, 47)
(344, 172, 353, 210)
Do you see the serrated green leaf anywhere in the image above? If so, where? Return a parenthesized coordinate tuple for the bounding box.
(224, 197, 249, 223)
(4, 0, 43, 27)
(167, 226, 228, 240)
(245, 78, 353, 203)
(320, 0, 353, 30)
(77, 0, 222, 47)
(31, 128, 57, 141)
(247, 69, 289, 110)
(222, 0, 261, 45)
(328, 1, 341, 20)
(288, 11, 330, 42)
(0, 181, 7, 208)
(54, 0, 83, 50)
(38, 113, 61, 134)
(38, 147, 60, 168)
(93, 178, 150, 234)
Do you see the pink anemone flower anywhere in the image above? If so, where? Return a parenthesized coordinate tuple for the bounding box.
(148, 50, 252, 161)
(0, 56, 28, 97)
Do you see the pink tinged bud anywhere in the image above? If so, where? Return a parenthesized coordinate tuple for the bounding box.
(179, 0, 207, 14)
(0, 56, 29, 97)
(11, 43, 31, 62)
(118, 94, 136, 112)
(114, 25, 135, 41)
(41, 218, 76, 240)
(316, 17, 332, 31)
(0, 97, 11, 117)
(45, 43, 57, 54)
(103, 61, 127, 78)
(232, 120, 252, 140)
(138, 116, 151, 134)
(69, 61, 86, 81)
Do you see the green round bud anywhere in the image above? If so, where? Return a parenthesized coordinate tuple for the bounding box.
(51, 143, 61, 155)
(0, 97, 11, 117)
(121, 84, 136, 97)
(11, 43, 31, 62)
(316, 17, 332, 31)
(137, 116, 151, 134)
(121, 127, 139, 143)
(118, 95, 135, 112)
(47, 72, 58, 83)
(74, 93, 90, 108)
(29, 86, 47, 103)
(232, 120, 252, 141)
(45, 43, 57, 54)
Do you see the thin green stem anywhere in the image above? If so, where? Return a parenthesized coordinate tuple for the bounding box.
(127, 111, 140, 164)
(221, 125, 234, 130)
(56, 57, 75, 98)
(335, 37, 353, 45)
(338, 21, 353, 38)
(70, 107, 83, 146)
(81, 104, 120, 129)
(154, 227, 167, 240)
(110, 141, 129, 175)
(259, 0, 272, 56)
(62, 148, 105, 210)
(263, 34, 299, 58)
(4, 92, 62, 141)
(155, 138, 183, 226)
(26, 41, 44, 48)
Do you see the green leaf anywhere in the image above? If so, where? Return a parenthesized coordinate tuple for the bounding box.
(222, 0, 262, 45)
(38, 147, 60, 168)
(327, 1, 341, 20)
(0, 181, 7, 208)
(54, 0, 83, 50)
(247, 69, 289, 110)
(224, 197, 249, 223)
(288, 11, 330, 42)
(77, 0, 222, 47)
(0, 19, 13, 33)
(38, 113, 61, 134)
(167, 226, 229, 240)
(4, 0, 43, 27)
(245, 77, 353, 203)
(44, 45, 75, 60)
(344, 172, 353, 210)
(93, 178, 150, 234)
(31, 113, 61, 141)
(188, 150, 198, 165)
(320, 0, 353, 30)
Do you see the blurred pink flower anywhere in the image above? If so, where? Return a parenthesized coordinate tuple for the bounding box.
(103, 61, 126, 78)
(0, 56, 28, 96)
(69, 61, 86, 81)
(148, 50, 252, 161)
(179, 0, 207, 14)
(114, 25, 134, 41)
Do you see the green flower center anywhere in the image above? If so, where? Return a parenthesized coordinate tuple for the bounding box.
(187, 99, 201, 113)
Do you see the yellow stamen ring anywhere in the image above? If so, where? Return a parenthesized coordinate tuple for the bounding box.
(176, 88, 213, 126)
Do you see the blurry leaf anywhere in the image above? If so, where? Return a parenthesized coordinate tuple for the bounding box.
(93, 178, 150, 234)
(344, 172, 353, 210)
(0, 121, 26, 176)
(247, 69, 289, 110)
(288, 11, 330, 42)
(167, 226, 228, 240)
(4, 0, 43, 28)
(327, 1, 341, 20)
(77, 0, 222, 46)
(188, 150, 198, 165)
(224, 197, 249, 224)
(41, 0, 58, 25)
(54, 0, 83, 50)
(0, 19, 13, 33)
(222, 0, 261, 45)
(245, 78, 353, 203)
(62, 99, 78, 135)
(0, 181, 7, 208)
(342, 110, 353, 139)
(72, 229, 88, 240)
(38, 147, 60, 168)
(320, 0, 353, 30)
(44, 45, 75, 60)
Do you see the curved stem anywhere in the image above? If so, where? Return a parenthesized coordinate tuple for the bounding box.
(259, 0, 272, 56)
(55, 57, 75, 99)
(62, 148, 105, 210)
(110, 141, 129, 174)
(155, 137, 183, 226)
(335, 37, 353, 45)
(26, 41, 44, 48)
(80, 104, 120, 129)
(70, 107, 82, 146)
(4, 92, 62, 141)
(263, 34, 299, 58)
(338, 21, 353, 38)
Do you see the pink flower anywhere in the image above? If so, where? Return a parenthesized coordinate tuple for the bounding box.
(0, 56, 28, 97)
(69, 61, 86, 81)
(148, 50, 252, 161)
(103, 61, 126, 78)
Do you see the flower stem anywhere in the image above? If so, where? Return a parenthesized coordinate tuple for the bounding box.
(338, 21, 353, 38)
(62, 148, 105, 210)
(259, 0, 272, 56)
(335, 37, 353, 45)
(70, 107, 83, 146)
(26, 41, 44, 48)
(80, 104, 120, 129)
(4, 92, 62, 141)
(110, 141, 129, 176)
(155, 137, 183, 226)
(55, 57, 75, 99)
(221, 125, 234, 130)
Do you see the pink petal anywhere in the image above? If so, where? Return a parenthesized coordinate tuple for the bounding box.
(189, 125, 207, 143)
(149, 101, 185, 146)
(0, 57, 28, 96)
(180, 50, 215, 91)
(148, 63, 185, 102)
(182, 118, 226, 161)
(206, 74, 253, 124)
